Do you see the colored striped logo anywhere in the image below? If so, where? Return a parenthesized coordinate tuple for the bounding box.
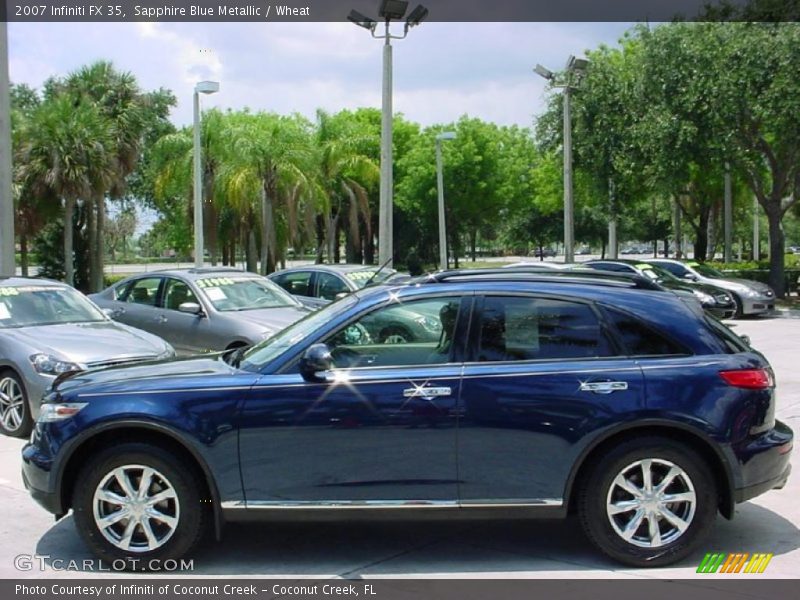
(697, 552, 774, 574)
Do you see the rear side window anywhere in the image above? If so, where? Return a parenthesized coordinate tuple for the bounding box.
(703, 316, 749, 354)
(477, 296, 613, 362)
(603, 307, 688, 356)
(273, 272, 312, 296)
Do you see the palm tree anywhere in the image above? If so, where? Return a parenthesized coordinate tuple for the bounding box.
(315, 110, 379, 264)
(18, 95, 114, 286)
(150, 109, 227, 266)
(56, 62, 153, 291)
(222, 112, 316, 275)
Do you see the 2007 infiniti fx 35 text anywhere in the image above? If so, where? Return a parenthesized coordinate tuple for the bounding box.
(22, 270, 792, 568)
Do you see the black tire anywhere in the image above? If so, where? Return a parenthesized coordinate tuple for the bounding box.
(577, 436, 717, 567)
(72, 442, 209, 569)
(378, 325, 412, 344)
(0, 369, 32, 438)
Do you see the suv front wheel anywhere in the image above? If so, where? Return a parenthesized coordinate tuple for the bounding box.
(578, 436, 717, 567)
(72, 442, 208, 568)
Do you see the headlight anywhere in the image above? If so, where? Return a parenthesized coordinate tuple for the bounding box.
(37, 402, 88, 423)
(692, 290, 715, 305)
(743, 287, 763, 298)
(29, 354, 81, 376)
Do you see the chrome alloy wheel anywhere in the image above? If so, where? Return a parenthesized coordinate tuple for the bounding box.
(0, 377, 24, 432)
(92, 465, 180, 553)
(606, 458, 696, 548)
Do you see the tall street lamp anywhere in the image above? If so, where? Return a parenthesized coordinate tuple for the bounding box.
(534, 55, 589, 263)
(348, 1, 429, 268)
(0, 22, 14, 277)
(435, 131, 456, 270)
(193, 80, 219, 269)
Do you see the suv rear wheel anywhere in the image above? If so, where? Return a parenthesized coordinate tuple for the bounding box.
(72, 442, 208, 568)
(577, 436, 717, 567)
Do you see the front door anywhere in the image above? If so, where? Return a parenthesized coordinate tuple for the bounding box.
(238, 295, 470, 506)
(457, 294, 645, 506)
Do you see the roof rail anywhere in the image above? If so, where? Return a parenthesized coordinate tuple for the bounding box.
(414, 268, 663, 291)
(185, 267, 245, 274)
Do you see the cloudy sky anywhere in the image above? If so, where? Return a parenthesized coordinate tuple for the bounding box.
(8, 21, 632, 129)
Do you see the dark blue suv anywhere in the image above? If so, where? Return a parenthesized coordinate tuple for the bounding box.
(22, 270, 792, 568)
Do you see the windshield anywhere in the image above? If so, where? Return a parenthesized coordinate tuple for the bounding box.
(691, 263, 725, 278)
(195, 276, 300, 311)
(345, 269, 396, 289)
(639, 263, 682, 283)
(0, 285, 106, 328)
(240, 295, 359, 370)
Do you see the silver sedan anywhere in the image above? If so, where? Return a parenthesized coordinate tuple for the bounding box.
(90, 268, 310, 356)
(0, 277, 175, 437)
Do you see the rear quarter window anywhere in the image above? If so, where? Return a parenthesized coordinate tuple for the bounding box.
(602, 307, 690, 357)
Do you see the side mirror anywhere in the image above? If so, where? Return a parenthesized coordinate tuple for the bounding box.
(740, 334, 751, 346)
(299, 344, 333, 382)
(178, 302, 203, 316)
(334, 292, 350, 300)
(102, 308, 119, 319)
(683, 273, 698, 281)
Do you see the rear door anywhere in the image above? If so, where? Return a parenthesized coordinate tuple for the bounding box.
(457, 294, 645, 506)
(113, 277, 165, 334)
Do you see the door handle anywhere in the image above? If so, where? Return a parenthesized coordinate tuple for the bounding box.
(154, 314, 168, 324)
(403, 386, 452, 399)
(579, 381, 628, 394)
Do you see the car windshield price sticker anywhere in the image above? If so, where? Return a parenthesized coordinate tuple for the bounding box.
(204, 287, 227, 301)
(0, 302, 10, 320)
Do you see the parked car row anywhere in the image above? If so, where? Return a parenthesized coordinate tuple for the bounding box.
(504, 258, 775, 319)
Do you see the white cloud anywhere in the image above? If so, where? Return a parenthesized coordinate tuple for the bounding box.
(8, 21, 630, 128)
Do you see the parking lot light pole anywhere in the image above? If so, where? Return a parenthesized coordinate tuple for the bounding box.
(534, 56, 589, 264)
(348, 1, 428, 268)
(0, 22, 14, 277)
(193, 80, 219, 269)
(435, 132, 456, 270)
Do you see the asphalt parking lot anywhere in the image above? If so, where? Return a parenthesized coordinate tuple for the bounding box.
(0, 316, 797, 580)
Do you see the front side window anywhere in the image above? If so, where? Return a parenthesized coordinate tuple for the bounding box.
(125, 278, 162, 306)
(476, 296, 612, 362)
(316, 272, 350, 301)
(163, 278, 199, 311)
(325, 297, 462, 368)
(0, 285, 106, 328)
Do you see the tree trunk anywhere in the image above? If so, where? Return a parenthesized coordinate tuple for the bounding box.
(64, 198, 75, 286)
(766, 208, 786, 297)
(246, 228, 258, 273)
(600, 238, 606, 260)
(693, 208, 711, 261)
(470, 229, 477, 262)
(20, 233, 28, 277)
(95, 195, 106, 292)
(86, 198, 97, 291)
(260, 182, 277, 275)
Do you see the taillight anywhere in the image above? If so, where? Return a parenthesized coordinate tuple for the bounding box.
(719, 368, 773, 389)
